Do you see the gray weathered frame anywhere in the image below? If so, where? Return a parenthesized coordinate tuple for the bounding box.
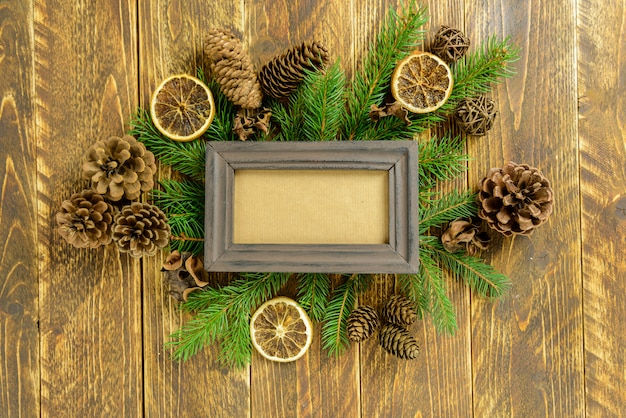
(204, 140, 419, 273)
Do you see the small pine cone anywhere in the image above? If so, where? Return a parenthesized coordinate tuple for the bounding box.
(379, 324, 420, 359)
(347, 305, 380, 342)
(82, 135, 156, 202)
(382, 295, 417, 327)
(112, 202, 171, 257)
(431, 25, 470, 64)
(56, 189, 115, 249)
(259, 41, 329, 100)
(441, 218, 491, 256)
(204, 29, 263, 109)
(478, 162, 554, 236)
(454, 96, 497, 136)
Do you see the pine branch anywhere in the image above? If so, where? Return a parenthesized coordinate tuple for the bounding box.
(196, 67, 237, 143)
(167, 272, 290, 366)
(321, 274, 371, 356)
(427, 240, 511, 298)
(416, 248, 458, 333)
(129, 108, 207, 181)
(270, 88, 307, 141)
(297, 273, 331, 322)
(419, 190, 478, 233)
(419, 135, 469, 188)
(342, 2, 428, 141)
(301, 61, 346, 141)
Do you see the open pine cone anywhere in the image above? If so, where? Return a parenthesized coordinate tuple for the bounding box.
(478, 162, 554, 236)
(204, 29, 263, 109)
(441, 218, 491, 256)
(56, 189, 115, 249)
(82, 135, 156, 202)
(112, 202, 171, 257)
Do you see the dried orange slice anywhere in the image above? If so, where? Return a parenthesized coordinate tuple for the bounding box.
(391, 52, 453, 114)
(150, 74, 215, 142)
(250, 297, 313, 363)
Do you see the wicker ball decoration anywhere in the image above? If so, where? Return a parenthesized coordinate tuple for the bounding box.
(454, 96, 497, 136)
(431, 25, 470, 64)
(56, 189, 115, 249)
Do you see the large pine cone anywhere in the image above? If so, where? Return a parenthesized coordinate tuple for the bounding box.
(204, 29, 263, 109)
(347, 305, 380, 342)
(478, 162, 554, 236)
(259, 41, 329, 100)
(112, 202, 171, 258)
(82, 135, 156, 202)
(382, 295, 417, 327)
(56, 189, 115, 248)
(379, 324, 420, 360)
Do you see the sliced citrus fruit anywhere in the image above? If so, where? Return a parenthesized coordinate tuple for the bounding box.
(150, 74, 215, 142)
(391, 51, 453, 114)
(250, 296, 313, 363)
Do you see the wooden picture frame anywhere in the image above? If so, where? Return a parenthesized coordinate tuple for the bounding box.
(204, 140, 419, 273)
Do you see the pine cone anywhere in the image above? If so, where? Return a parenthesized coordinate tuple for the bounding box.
(259, 41, 329, 100)
(82, 135, 156, 202)
(431, 25, 470, 64)
(204, 29, 263, 109)
(162, 250, 209, 301)
(382, 295, 417, 327)
(347, 305, 380, 342)
(379, 324, 420, 359)
(233, 108, 272, 141)
(454, 96, 497, 136)
(112, 202, 171, 257)
(478, 162, 554, 236)
(441, 218, 491, 256)
(56, 189, 115, 249)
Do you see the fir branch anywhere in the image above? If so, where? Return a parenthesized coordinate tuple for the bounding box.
(196, 67, 237, 142)
(342, 2, 428, 141)
(167, 272, 290, 366)
(301, 61, 346, 141)
(129, 108, 206, 181)
(419, 190, 478, 233)
(270, 88, 307, 141)
(426, 240, 511, 298)
(419, 135, 469, 187)
(321, 274, 371, 356)
(297, 273, 331, 322)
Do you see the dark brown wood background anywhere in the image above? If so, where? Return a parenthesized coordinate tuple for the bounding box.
(0, 0, 623, 416)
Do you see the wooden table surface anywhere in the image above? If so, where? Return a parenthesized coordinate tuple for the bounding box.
(1, 0, 625, 417)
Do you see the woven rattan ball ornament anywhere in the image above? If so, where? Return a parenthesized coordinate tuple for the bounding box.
(379, 324, 420, 360)
(431, 25, 470, 64)
(454, 96, 497, 136)
(347, 305, 381, 342)
(56, 189, 115, 249)
(382, 295, 417, 327)
(112, 202, 171, 257)
(478, 162, 554, 236)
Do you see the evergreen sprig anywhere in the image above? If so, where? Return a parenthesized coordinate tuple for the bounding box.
(297, 273, 331, 322)
(419, 135, 469, 189)
(419, 190, 478, 233)
(321, 274, 372, 356)
(167, 272, 290, 367)
(301, 61, 346, 141)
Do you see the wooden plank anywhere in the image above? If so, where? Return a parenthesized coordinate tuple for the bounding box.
(578, 0, 626, 416)
(358, 1, 474, 416)
(35, 1, 143, 416)
(244, 1, 360, 416)
(0, 0, 40, 416)
(138, 1, 250, 417)
(466, 0, 584, 416)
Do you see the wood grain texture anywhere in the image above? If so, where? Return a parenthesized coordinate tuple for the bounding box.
(578, 0, 626, 416)
(35, 0, 142, 416)
(138, 1, 250, 417)
(0, 0, 40, 416)
(467, 0, 584, 416)
(245, 1, 359, 416)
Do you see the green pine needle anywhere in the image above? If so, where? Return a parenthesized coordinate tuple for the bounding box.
(343, 2, 428, 141)
(419, 135, 469, 189)
(419, 190, 478, 233)
(297, 273, 331, 322)
(321, 274, 371, 356)
(301, 61, 346, 141)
